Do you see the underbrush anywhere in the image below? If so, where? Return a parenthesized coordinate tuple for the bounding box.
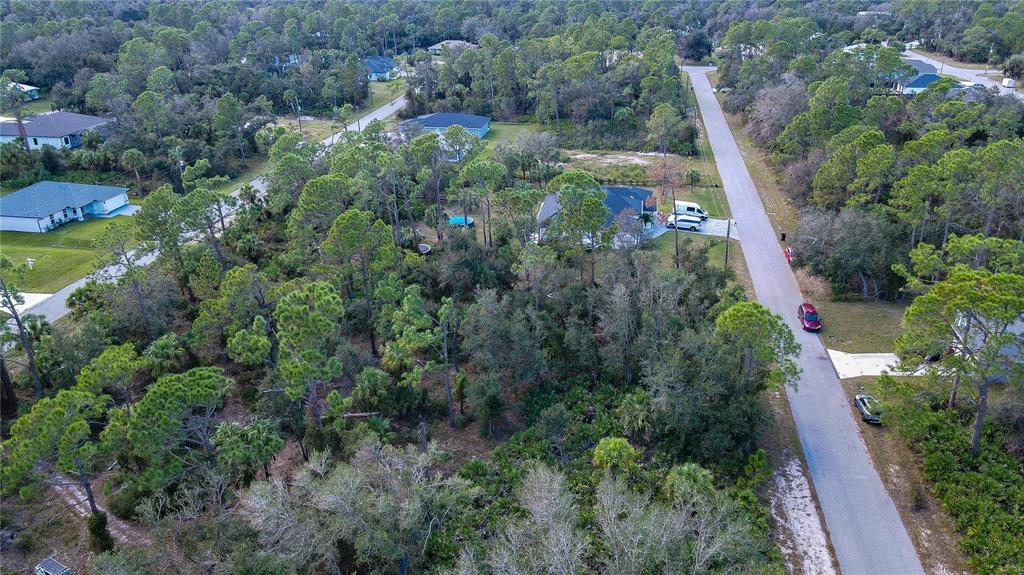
(878, 375, 1024, 574)
(424, 377, 783, 570)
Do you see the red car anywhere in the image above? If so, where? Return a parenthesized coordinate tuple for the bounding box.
(797, 303, 822, 331)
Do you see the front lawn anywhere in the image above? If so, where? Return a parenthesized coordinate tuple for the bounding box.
(813, 298, 907, 354)
(0, 217, 129, 293)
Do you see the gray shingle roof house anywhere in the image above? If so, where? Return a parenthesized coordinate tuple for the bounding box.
(0, 111, 108, 150)
(364, 56, 398, 80)
(902, 58, 937, 75)
(537, 185, 656, 228)
(1, 181, 129, 233)
(402, 112, 491, 138)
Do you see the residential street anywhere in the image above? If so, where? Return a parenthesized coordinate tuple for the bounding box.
(11, 94, 408, 326)
(683, 66, 925, 575)
(904, 48, 1022, 99)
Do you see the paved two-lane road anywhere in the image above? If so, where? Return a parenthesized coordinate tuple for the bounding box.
(684, 66, 924, 575)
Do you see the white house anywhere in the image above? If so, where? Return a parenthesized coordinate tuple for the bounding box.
(0, 181, 129, 233)
(0, 111, 108, 150)
(427, 40, 477, 55)
(3, 80, 40, 101)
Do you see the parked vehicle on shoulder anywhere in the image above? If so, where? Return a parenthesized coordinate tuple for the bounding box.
(666, 214, 703, 231)
(673, 200, 709, 220)
(784, 246, 794, 264)
(854, 394, 883, 423)
(797, 302, 822, 331)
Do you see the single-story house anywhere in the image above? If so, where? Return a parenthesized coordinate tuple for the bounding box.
(35, 556, 72, 575)
(364, 56, 398, 81)
(0, 181, 129, 233)
(4, 80, 40, 101)
(903, 58, 937, 75)
(427, 40, 477, 55)
(536, 185, 656, 237)
(0, 111, 108, 150)
(402, 112, 491, 139)
(897, 73, 942, 95)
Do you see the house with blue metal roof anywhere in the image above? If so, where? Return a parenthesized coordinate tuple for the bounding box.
(402, 112, 491, 138)
(364, 56, 398, 81)
(897, 72, 943, 95)
(0, 181, 130, 233)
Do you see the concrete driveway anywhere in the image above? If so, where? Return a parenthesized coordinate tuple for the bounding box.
(648, 217, 738, 240)
(684, 66, 924, 575)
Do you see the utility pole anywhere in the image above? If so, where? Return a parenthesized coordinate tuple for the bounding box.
(175, 147, 185, 189)
(724, 219, 731, 267)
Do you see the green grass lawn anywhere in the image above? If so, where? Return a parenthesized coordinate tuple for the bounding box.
(815, 299, 907, 354)
(482, 122, 543, 158)
(0, 217, 129, 293)
(1, 97, 52, 117)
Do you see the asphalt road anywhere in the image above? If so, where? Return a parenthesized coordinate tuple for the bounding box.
(904, 48, 1022, 99)
(10, 94, 409, 326)
(684, 66, 924, 575)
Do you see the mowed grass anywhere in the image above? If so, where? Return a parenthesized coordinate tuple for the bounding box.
(482, 122, 543, 157)
(815, 299, 907, 354)
(0, 217, 128, 292)
(1, 97, 52, 116)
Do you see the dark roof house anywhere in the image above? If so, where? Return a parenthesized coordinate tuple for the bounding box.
(0, 111, 108, 150)
(537, 185, 655, 228)
(401, 112, 492, 138)
(364, 56, 398, 79)
(902, 58, 937, 75)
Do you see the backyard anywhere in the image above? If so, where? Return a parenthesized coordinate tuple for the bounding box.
(1, 96, 52, 117)
(0, 217, 129, 293)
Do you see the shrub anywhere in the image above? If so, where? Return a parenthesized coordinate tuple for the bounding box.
(88, 511, 116, 552)
(879, 376, 1024, 573)
(592, 437, 639, 471)
(107, 488, 141, 520)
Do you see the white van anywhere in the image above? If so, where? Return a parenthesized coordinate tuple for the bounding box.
(1002, 78, 1017, 89)
(666, 214, 704, 232)
(673, 200, 709, 220)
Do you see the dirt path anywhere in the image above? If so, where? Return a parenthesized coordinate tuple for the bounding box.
(51, 475, 151, 546)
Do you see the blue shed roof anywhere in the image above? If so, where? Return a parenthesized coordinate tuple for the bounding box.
(364, 56, 397, 74)
(0, 181, 127, 219)
(906, 73, 942, 89)
(406, 112, 491, 130)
